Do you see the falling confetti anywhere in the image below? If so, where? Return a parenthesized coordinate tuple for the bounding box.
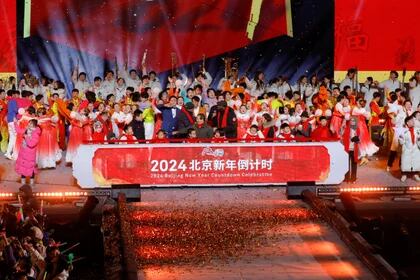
(129, 203, 320, 268)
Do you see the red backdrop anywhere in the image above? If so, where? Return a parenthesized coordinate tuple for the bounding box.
(29, 0, 289, 73)
(3, 1, 418, 77)
(335, 0, 419, 71)
(0, 0, 16, 73)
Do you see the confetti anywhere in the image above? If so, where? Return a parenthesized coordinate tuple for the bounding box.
(128, 203, 320, 268)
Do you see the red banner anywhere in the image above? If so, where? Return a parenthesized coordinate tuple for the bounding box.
(0, 0, 16, 73)
(91, 145, 331, 186)
(31, 0, 289, 72)
(335, 0, 419, 71)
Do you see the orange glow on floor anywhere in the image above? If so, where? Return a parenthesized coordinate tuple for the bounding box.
(141, 259, 361, 280)
(279, 223, 324, 237)
(320, 260, 361, 278)
(291, 240, 341, 256)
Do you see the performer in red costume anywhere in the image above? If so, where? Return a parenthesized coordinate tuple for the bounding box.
(312, 116, 338, 141)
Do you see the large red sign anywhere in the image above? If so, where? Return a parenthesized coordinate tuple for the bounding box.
(31, 0, 289, 72)
(71, 143, 348, 188)
(0, 0, 16, 73)
(91, 145, 330, 186)
(335, 0, 419, 71)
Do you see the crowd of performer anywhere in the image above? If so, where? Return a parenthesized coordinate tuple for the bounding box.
(0, 65, 419, 184)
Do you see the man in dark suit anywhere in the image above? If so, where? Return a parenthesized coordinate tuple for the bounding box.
(129, 109, 145, 140)
(157, 95, 181, 138)
(210, 101, 237, 139)
(173, 102, 195, 138)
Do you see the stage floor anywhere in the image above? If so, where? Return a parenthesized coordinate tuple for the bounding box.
(0, 154, 417, 192)
(132, 188, 375, 280)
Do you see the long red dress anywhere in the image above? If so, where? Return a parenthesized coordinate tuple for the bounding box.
(65, 113, 88, 163)
(330, 103, 346, 138)
(82, 121, 93, 142)
(236, 112, 252, 139)
(369, 100, 381, 126)
(37, 116, 62, 169)
(352, 107, 379, 158)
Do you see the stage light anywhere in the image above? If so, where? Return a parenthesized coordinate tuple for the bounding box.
(317, 186, 420, 197)
(64, 191, 89, 196)
(340, 187, 389, 193)
(34, 192, 62, 197)
(0, 193, 17, 201)
(0, 190, 111, 202)
(34, 191, 89, 197)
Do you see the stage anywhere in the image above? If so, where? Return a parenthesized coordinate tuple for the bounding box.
(0, 154, 416, 193)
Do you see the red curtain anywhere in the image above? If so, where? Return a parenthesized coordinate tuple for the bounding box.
(335, 0, 419, 71)
(0, 0, 16, 73)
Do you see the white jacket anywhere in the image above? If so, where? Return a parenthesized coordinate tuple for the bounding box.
(409, 85, 420, 108)
(399, 127, 420, 172)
